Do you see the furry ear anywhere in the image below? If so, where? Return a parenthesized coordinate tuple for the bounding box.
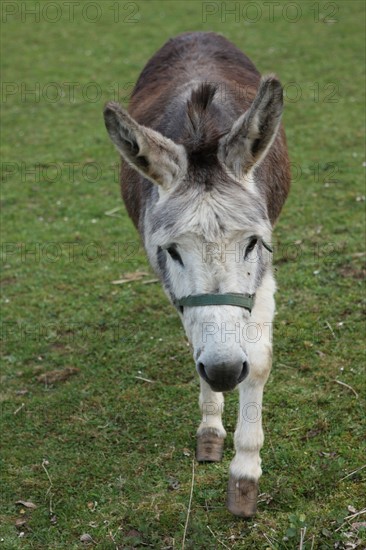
(218, 75, 283, 179)
(103, 102, 187, 189)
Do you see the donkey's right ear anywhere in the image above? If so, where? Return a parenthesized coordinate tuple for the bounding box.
(103, 102, 187, 190)
(218, 76, 283, 179)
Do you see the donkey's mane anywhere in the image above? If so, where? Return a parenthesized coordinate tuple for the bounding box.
(182, 83, 228, 168)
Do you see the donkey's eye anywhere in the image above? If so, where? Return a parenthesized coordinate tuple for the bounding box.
(244, 237, 258, 258)
(167, 245, 183, 266)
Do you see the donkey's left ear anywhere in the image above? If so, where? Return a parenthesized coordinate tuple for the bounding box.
(103, 102, 187, 190)
(218, 75, 283, 178)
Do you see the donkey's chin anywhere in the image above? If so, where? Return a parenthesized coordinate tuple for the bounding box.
(207, 380, 240, 393)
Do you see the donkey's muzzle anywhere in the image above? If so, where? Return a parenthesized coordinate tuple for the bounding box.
(197, 359, 248, 392)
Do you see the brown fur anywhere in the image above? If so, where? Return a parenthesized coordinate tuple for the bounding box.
(120, 32, 290, 229)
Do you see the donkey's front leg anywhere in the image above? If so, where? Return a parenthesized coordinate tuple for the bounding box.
(227, 371, 269, 517)
(196, 378, 226, 462)
(227, 273, 274, 517)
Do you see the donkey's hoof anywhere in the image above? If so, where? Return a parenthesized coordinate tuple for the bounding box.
(196, 433, 224, 462)
(227, 475, 258, 518)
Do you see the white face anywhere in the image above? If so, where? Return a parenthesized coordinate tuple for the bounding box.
(149, 226, 272, 392)
(104, 75, 283, 392)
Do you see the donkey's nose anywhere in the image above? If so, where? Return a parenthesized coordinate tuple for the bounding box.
(197, 359, 249, 392)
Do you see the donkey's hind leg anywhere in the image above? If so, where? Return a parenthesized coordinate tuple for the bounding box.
(196, 378, 226, 462)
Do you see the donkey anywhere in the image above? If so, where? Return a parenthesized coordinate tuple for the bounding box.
(104, 31, 290, 517)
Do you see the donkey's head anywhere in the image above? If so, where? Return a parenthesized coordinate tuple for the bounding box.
(104, 76, 283, 392)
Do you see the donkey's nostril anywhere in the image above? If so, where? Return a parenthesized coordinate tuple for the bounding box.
(238, 361, 249, 384)
(198, 362, 211, 384)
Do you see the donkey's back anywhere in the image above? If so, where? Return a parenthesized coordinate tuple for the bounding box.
(130, 32, 260, 117)
(122, 32, 290, 228)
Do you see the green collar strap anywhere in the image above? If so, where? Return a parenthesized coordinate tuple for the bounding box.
(174, 292, 255, 312)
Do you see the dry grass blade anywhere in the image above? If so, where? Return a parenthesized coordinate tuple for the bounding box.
(334, 379, 359, 398)
(111, 271, 150, 284)
(344, 508, 366, 521)
(104, 206, 123, 217)
(262, 532, 277, 549)
(207, 525, 230, 549)
(36, 367, 80, 385)
(325, 320, 337, 339)
(181, 459, 195, 550)
(340, 464, 366, 481)
(134, 376, 155, 383)
(299, 526, 307, 549)
(42, 459, 54, 514)
(142, 279, 159, 285)
(335, 508, 366, 532)
(13, 403, 25, 415)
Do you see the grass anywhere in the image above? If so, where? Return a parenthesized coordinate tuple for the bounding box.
(1, 0, 365, 548)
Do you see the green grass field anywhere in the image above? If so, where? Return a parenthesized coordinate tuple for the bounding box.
(1, 1, 365, 548)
